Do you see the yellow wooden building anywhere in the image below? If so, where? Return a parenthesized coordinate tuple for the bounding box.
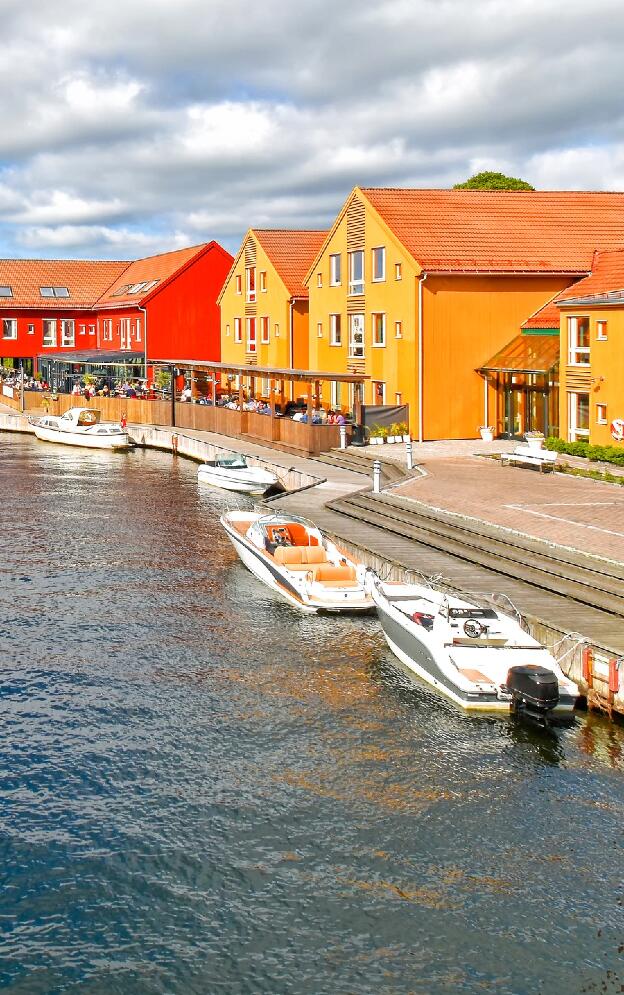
(218, 229, 327, 391)
(304, 187, 624, 439)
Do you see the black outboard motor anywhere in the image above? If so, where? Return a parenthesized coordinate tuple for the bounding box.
(506, 665, 559, 725)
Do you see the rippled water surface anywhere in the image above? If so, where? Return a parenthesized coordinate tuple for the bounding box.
(1, 433, 623, 994)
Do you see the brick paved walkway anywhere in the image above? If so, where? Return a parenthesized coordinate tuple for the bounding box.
(394, 455, 624, 563)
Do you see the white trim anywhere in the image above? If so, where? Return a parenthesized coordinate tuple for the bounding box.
(371, 245, 386, 282)
(348, 249, 364, 295)
(329, 313, 342, 346)
(2, 318, 17, 340)
(567, 315, 590, 366)
(329, 253, 341, 287)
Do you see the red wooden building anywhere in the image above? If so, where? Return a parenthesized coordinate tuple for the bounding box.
(0, 241, 233, 374)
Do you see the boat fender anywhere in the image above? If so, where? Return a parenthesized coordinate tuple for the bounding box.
(412, 612, 434, 631)
(463, 618, 485, 639)
(608, 658, 621, 695)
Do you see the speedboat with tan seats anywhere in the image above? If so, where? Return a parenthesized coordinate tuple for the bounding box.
(369, 574, 579, 724)
(221, 510, 373, 613)
(32, 407, 131, 450)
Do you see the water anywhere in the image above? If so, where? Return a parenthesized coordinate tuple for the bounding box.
(0, 434, 623, 995)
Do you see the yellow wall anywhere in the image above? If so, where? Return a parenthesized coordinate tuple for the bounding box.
(220, 231, 296, 372)
(308, 197, 419, 419)
(423, 275, 571, 439)
(559, 305, 624, 446)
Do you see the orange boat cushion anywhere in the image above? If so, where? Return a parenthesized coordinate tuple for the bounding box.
(274, 545, 327, 565)
(312, 564, 357, 583)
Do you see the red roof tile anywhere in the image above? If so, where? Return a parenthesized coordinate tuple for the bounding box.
(0, 259, 128, 309)
(521, 292, 565, 329)
(97, 243, 209, 307)
(553, 247, 624, 302)
(361, 188, 624, 273)
(254, 230, 328, 297)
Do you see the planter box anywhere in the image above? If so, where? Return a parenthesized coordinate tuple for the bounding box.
(525, 435, 545, 451)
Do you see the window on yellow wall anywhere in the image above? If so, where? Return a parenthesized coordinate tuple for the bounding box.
(596, 403, 607, 424)
(246, 317, 257, 353)
(235, 274, 242, 294)
(395, 262, 402, 281)
(372, 247, 385, 282)
(395, 320, 402, 339)
(259, 271, 267, 292)
(274, 323, 280, 338)
(372, 313, 386, 347)
(225, 323, 231, 337)
(395, 392, 402, 404)
(330, 314, 342, 346)
(246, 267, 256, 302)
(348, 250, 364, 295)
(317, 273, 322, 288)
(372, 380, 386, 404)
(568, 316, 590, 365)
(330, 254, 341, 286)
(261, 316, 270, 343)
(596, 320, 608, 341)
(317, 321, 323, 338)
(234, 317, 242, 343)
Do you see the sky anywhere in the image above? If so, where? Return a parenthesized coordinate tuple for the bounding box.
(2, 0, 624, 260)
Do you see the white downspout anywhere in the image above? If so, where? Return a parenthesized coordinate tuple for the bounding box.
(289, 298, 294, 400)
(418, 272, 427, 443)
(139, 305, 148, 382)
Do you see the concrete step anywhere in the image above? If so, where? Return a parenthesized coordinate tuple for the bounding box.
(314, 448, 408, 483)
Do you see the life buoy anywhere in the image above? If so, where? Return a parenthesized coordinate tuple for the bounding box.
(611, 419, 624, 442)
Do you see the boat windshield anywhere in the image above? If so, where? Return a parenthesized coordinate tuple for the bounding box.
(447, 608, 498, 620)
(216, 455, 247, 469)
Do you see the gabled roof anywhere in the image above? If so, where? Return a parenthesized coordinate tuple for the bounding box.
(521, 291, 566, 330)
(96, 243, 210, 307)
(553, 247, 624, 305)
(360, 188, 624, 274)
(0, 259, 128, 309)
(252, 229, 328, 298)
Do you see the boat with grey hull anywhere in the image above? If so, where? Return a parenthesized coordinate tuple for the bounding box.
(369, 575, 579, 722)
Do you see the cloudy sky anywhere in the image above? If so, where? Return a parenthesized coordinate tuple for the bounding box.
(2, 0, 624, 259)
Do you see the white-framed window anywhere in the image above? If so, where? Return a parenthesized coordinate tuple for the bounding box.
(225, 323, 231, 337)
(120, 318, 131, 350)
(348, 314, 365, 358)
(27, 324, 34, 335)
(395, 320, 402, 339)
(262, 376, 271, 396)
(330, 313, 342, 346)
(568, 391, 590, 441)
(371, 246, 386, 282)
(596, 403, 608, 425)
(88, 324, 95, 336)
(235, 274, 242, 295)
(372, 380, 386, 404)
(102, 319, 112, 341)
(395, 262, 402, 281)
(596, 320, 608, 341)
(317, 273, 323, 288)
(259, 271, 267, 293)
(568, 316, 590, 365)
(317, 321, 323, 338)
(274, 323, 280, 338)
(61, 319, 75, 347)
(260, 316, 270, 344)
(234, 317, 242, 343)
(330, 380, 342, 408)
(2, 318, 17, 340)
(395, 392, 402, 404)
(246, 267, 256, 302)
(372, 312, 386, 347)
(42, 319, 56, 347)
(135, 318, 141, 343)
(246, 317, 256, 353)
(329, 254, 341, 286)
(348, 250, 364, 295)
(79, 324, 86, 336)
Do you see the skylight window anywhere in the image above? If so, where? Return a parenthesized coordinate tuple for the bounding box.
(111, 285, 130, 297)
(40, 286, 70, 298)
(0, 286, 13, 297)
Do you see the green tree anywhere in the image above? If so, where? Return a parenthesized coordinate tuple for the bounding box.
(453, 171, 534, 191)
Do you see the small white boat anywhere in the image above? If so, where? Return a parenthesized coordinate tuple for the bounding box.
(221, 510, 373, 613)
(32, 407, 131, 450)
(369, 575, 579, 723)
(198, 454, 278, 495)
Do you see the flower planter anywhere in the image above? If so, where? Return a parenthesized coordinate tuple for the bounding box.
(479, 427, 494, 442)
(386, 436, 395, 444)
(525, 435, 545, 451)
(402, 434, 411, 444)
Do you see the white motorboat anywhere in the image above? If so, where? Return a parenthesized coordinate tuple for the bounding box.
(198, 454, 279, 495)
(32, 407, 131, 450)
(369, 575, 579, 723)
(221, 510, 373, 613)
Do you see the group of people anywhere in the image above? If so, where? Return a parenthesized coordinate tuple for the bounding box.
(71, 379, 150, 400)
(0, 370, 48, 391)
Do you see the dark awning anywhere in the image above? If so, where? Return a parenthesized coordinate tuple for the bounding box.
(37, 350, 144, 365)
(477, 334, 559, 374)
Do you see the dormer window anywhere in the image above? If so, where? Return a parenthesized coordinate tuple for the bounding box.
(0, 286, 13, 297)
(40, 286, 69, 298)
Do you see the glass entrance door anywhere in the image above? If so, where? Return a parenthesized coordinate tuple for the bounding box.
(504, 384, 549, 439)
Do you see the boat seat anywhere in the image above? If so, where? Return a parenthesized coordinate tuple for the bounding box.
(265, 523, 319, 548)
(274, 545, 328, 566)
(311, 563, 357, 584)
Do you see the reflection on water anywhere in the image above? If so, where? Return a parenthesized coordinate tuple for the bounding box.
(0, 434, 623, 994)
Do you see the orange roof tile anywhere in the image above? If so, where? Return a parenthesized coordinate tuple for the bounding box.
(0, 259, 128, 309)
(521, 292, 565, 330)
(254, 230, 328, 298)
(361, 188, 624, 273)
(97, 243, 209, 307)
(553, 247, 624, 303)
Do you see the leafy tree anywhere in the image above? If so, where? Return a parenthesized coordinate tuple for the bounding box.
(454, 171, 534, 191)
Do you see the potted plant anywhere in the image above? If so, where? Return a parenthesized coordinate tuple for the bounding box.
(394, 421, 410, 443)
(369, 424, 385, 445)
(525, 430, 545, 451)
(479, 425, 494, 442)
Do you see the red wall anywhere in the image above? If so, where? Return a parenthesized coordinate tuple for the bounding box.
(142, 242, 232, 362)
(0, 311, 99, 364)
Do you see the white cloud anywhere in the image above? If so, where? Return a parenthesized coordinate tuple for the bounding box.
(1, 0, 624, 257)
